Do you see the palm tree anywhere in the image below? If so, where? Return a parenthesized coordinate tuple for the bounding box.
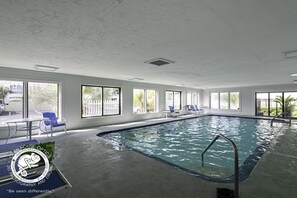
(29, 84, 58, 112)
(146, 90, 156, 112)
(133, 90, 144, 112)
(274, 95, 296, 116)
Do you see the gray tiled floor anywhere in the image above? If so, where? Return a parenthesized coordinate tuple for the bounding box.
(1, 115, 297, 198)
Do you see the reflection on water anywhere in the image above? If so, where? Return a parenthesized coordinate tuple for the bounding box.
(101, 116, 277, 179)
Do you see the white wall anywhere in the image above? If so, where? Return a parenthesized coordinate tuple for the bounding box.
(202, 84, 297, 116)
(0, 66, 201, 137)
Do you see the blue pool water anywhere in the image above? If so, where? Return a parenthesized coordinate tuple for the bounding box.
(99, 116, 277, 182)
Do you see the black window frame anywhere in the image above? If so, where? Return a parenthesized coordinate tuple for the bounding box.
(255, 91, 297, 118)
(81, 85, 121, 118)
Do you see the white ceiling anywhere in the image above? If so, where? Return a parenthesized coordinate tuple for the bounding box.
(0, 0, 297, 88)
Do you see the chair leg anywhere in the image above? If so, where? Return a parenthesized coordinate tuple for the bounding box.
(50, 125, 53, 137)
(64, 125, 67, 133)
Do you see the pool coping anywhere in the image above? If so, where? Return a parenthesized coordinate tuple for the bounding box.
(97, 114, 284, 183)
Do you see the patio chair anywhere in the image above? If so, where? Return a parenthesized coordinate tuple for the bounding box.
(194, 105, 203, 113)
(186, 105, 193, 114)
(169, 106, 179, 117)
(40, 112, 67, 136)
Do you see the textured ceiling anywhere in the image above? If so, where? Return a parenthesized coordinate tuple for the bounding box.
(0, 0, 297, 88)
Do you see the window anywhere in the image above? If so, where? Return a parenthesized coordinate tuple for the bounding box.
(187, 92, 199, 105)
(165, 91, 181, 110)
(256, 93, 269, 116)
(192, 92, 198, 105)
(284, 92, 297, 117)
(28, 82, 59, 119)
(210, 93, 219, 109)
(211, 91, 240, 110)
(0, 80, 23, 125)
(256, 92, 297, 117)
(0, 80, 60, 126)
(133, 89, 157, 113)
(82, 85, 121, 117)
(269, 93, 282, 116)
(133, 89, 145, 113)
(146, 90, 156, 113)
(187, 92, 191, 105)
(166, 91, 173, 110)
(103, 87, 120, 115)
(220, 92, 229, 109)
(174, 91, 181, 110)
(230, 92, 240, 110)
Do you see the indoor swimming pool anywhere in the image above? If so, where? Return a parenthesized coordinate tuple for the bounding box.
(99, 116, 279, 183)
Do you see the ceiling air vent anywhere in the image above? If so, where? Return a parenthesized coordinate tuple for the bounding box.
(145, 58, 175, 66)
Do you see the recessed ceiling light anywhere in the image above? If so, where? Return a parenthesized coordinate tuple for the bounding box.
(34, 64, 59, 71)
(290, 73, 297, 77)
(293, 80, 297, 84)
(283, 50, 297, 59)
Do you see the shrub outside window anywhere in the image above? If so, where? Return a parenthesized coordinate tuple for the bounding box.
(133, 89, 157, 113)
(133, 89, 145, 113)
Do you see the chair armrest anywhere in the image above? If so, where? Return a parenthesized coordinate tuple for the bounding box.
(42, 118, 52, 125)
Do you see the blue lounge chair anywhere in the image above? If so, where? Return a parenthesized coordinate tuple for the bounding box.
(194, 105, 203, 113)
(190, 105, 202, 114)
(41, 112, 67, 136)
(186, 105, 193, 114)
(189, 105, 196, 114)
(169, 106, 179, 117)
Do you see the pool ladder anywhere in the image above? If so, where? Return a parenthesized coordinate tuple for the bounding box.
(270, 112, 291, 127)
(201, 134, 239, 198)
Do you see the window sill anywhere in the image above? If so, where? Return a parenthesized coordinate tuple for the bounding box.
(133, 112, 159, 114)
(81, 114, 122, 119)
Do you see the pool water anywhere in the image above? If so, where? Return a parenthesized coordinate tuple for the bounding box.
(100, 116, 277, 182)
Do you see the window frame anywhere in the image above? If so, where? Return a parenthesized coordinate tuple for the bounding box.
(187, 91, 199, 106)
(219, 92, 229, 109)
(165, 90, 182, 110)
(0, 79, 61, 126)
(210, 91, 240, 110)
(255, 91, 297, 118)
(81, 85, 121, 118)
(146, 89, 157, 113)
(28, 81, 60, 119)
(133, 88, 158, 114)
(210, 92, 219, 109)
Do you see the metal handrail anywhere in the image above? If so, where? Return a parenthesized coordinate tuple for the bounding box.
(201, 134, 239, 198)
(271, 112, 291, 127)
